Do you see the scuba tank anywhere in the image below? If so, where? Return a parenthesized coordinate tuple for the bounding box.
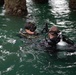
(57, 32, 69, 50)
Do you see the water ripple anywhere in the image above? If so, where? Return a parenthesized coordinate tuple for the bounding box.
(50, 0, 70, 18)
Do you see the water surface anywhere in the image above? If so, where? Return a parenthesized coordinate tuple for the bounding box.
(0, 0, 76, 75)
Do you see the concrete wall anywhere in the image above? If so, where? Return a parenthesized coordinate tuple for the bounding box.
(69, 0, 76, 9)
(4, 0, 27, 16)
(32, 0, 48, 4)
(0, 0, 4, 6)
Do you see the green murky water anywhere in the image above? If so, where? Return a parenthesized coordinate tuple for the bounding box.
(0, 0, 76, 75)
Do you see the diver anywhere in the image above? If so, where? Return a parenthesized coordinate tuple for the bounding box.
(19, 22, 39, 38)
(40, 26, 75, 52)
(18, 22, 49, 38)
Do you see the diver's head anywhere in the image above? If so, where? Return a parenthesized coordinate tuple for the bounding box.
(49, 26, 60, 33)
(24, 22, 37, 34)
(25, 22, 36, 32)
(48, 26, 60, 39)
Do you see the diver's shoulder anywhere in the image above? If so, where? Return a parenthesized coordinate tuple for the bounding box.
(18, 30, 39, 39)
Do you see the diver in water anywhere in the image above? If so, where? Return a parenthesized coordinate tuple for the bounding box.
(40, 26, 60, 52)
(40, 26, 75, 52)
(24, 22, 38, 35)
(19, 22, 39, 38)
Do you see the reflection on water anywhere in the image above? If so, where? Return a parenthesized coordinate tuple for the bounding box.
(0, 7, 5, 16)
(49, 0, 70, 29)
(0, 0, 76, 75)
(50, 0, 70, 17)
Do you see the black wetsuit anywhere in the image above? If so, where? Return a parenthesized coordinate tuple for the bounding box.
(18, 30, 39, 39)
(40, 35, 74, 52)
